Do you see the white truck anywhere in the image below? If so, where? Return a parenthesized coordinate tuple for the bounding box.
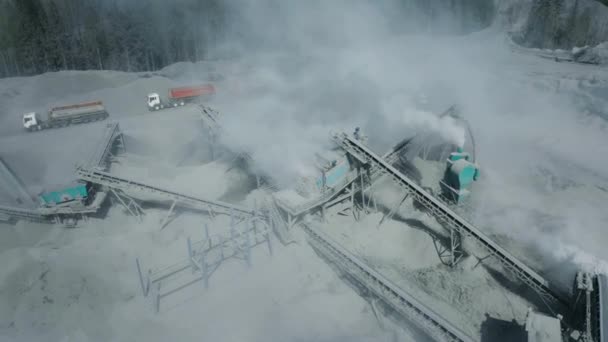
(147, 84, 215, 111)
(23, 101, 109, 132)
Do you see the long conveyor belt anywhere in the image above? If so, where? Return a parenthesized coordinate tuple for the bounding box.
(301, 222, 476, 342)
(76, 167, 255, 218)
(86, 122, 122, 168)
(331, 132, 568, 308)
(0, 204, 48, 222)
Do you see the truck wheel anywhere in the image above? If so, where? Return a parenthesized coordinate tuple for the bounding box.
(160, 104, 164, 109)
(173, 103, 178, 107)
(180, 101, 185, 106)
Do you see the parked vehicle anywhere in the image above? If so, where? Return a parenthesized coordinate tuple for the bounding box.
(23, 101, 108, 132)
(147, 84, 215, 111)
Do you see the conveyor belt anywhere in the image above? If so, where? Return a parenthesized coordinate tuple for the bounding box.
(275, 138, 410, 217)
(331, 132, 568, 308)
(275, 174, 358, 217)
(86, 122, 122, 168)
(301, 222, 476, 342)
(0, 204, 48, 222)
(263, 197, 292, 244)
(76, 167, 255, 218)
(0, 194, 108, 222)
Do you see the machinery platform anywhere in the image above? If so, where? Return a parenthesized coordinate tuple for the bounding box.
(0, 122, 121, 222)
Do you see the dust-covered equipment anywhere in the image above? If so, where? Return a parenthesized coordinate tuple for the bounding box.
(39, 182, 89, 207)
(440, 147, 479, 204)
(294, 149, 353, 198)
(524, 308, 563, 342)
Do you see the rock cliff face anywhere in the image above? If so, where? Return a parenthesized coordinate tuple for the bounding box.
(390, 0, 496, 34)
(494, 0, 608, 64)
(392, 0, 607, 51)
(509, 0, 608, 49)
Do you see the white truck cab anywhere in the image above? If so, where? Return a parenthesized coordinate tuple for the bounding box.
(23, 112, 41, 130)
(147, 93, 163, 110)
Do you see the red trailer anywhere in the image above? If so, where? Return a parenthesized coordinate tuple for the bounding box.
(147, 84, 216, 110)
(170, 84, 215, 100)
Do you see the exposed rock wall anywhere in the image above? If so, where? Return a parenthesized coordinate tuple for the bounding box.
(500, 0, 608, 49)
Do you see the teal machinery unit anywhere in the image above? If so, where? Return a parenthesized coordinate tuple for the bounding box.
(440, 148, 479, 204)
(316, 157, 351, 191)
(39, 182, 89, 207)
(294, 151, 352, 198)
(313, 149, 353, 194)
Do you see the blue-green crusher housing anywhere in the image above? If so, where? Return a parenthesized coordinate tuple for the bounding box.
(39, 182, 88, 206)
(441, 150, 480, 204)
(316, 158, 350, 190)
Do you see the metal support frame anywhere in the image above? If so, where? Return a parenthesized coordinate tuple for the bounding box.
(320, 205, 327, 222)
(378, 193, 409, 228)
(339, 182, 363, 221)
(136, 258, 151, 297)
(331, 132, 568, 309)
(117, 132, 127, 154)
(206, 204, 216, 221)
(287, 213, 298, 230)
(433, 228, 464, 267)
(370, 299, 385, 329)
(574, 272, 595, 342)
(264, 197, 293, 245)
(120, 133, 126, 153)
(208, 128, 217, 161)
(160, 200, 178, 230)
(138, 217, 274, 313)
(110, 189, 143, 220)
(359, 166, 368, 213)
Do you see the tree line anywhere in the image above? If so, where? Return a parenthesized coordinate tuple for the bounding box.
(1, 0, 606, 78)
(0, 0, 227, 78)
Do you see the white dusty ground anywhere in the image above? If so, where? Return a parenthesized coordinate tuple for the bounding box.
(0, 122, 110, 205)
(318, 175, 534, 340)
(0, 207, 420, 342)
(0, 70, 421, 341)
(1, 24, 608, 342)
